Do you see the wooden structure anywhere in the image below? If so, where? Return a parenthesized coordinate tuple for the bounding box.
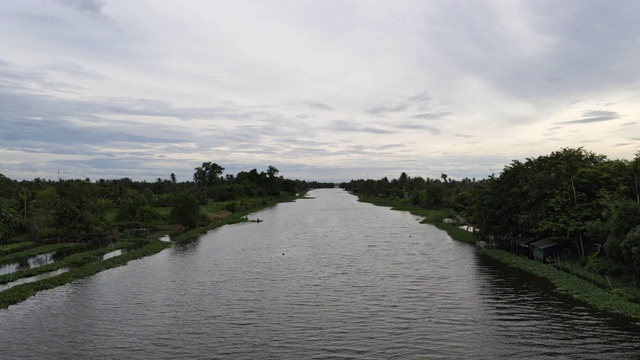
(530, 239, 561, 263)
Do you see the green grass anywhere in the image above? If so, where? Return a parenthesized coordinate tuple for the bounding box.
(200, 201, 231, 213)
(0, 241, 35, 256)
(156, 207, 172, 216)
(554, 260, 640, 303)
(433, 223, 477, 244)
(0, 243, 86, 264)
(105, 208, 117, 222)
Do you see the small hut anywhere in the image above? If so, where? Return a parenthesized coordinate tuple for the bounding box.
(530, 239, 561, 263)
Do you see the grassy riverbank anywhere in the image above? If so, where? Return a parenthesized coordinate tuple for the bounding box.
(174, 194, 300, 244)
(0, 194, 303, 309)
(356, 194, 640, 321)
(356, 195, 476, 244)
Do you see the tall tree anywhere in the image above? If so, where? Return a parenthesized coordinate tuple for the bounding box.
(399, 172, 408, 192)
(193, 162, 225, 187)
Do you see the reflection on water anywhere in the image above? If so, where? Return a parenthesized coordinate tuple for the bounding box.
(0, 189, 639, 359)
(472, 255, 640, 358)
(0, 262, 20, 276)
(28, 252, 56, 268)
(0, 252, 58, 276)
(0, 268, 70, 292)
(101, 249, 127, 260)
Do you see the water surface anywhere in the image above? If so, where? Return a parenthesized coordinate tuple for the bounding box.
(1, 189, 638, 359)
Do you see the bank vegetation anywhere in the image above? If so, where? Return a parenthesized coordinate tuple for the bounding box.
(344, 147, 640, 320)
(0, 163, 333, 308)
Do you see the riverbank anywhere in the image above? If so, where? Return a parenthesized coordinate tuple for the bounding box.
(0, 194, 304, 309)
(356, 194, 640, 321)
(173, 194, 300, 244)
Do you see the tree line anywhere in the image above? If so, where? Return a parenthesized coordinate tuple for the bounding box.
(342, 148, 640, 274)
(0, 163, 334, 244)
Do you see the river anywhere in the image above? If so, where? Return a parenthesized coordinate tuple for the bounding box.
(1, 188, 639, 359)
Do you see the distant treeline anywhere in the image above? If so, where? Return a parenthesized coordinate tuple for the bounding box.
(0, 162, 334, 243)
(342, 148, 640, 275)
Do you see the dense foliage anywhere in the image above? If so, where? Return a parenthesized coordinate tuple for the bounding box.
(342, 148, 640, 275)
(0, 164, 333, 244)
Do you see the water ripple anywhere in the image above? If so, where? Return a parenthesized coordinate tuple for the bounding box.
(1, 189, 640, 359)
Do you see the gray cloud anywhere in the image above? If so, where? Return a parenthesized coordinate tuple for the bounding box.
(366, 104, 409, 115)
(302, 100, 334, 111)
(557, 110, 622, 124)
(374, 143, 406, 151)
(328, 120, 395, 134)
(60, 0, 105, 17)
(366, 92, 431, 116)
(423, 1, 640, 102)
(395, 122, 441, 135)
(411, 112, 451, 120)
(1, 1, 639, 182)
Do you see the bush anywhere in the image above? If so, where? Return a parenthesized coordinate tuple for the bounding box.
(585, 255, 625, 277)
(135, 205, 163, 223)
(621, 225, 640, 272)
(170, 194, 201, 229)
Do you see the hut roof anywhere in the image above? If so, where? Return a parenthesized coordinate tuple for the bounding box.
(530, 239, 560, 249)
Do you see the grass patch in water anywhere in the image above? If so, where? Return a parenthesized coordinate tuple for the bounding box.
(0, 242, 35, 256)
(0, 241, 143, 285)
(0, 243, 86, 264)
(0, 239, 171, 309)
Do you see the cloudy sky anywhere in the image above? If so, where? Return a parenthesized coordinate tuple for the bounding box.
(1, 0, 639, 182)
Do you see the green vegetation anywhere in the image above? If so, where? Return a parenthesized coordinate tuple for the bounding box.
(1, 241, 135, 285)
(0, 163, 333, 307)
(479, 249, 640, 319)
(0, 243, 85, 264)
(1, 164, 332, 246)
(0, 241, 34, 256)
(345, 148, 640, 320)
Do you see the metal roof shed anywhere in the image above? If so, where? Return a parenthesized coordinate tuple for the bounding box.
(530, 239, 561, 263)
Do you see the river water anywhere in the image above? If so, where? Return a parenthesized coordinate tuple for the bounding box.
(1, 188, 639, 359)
